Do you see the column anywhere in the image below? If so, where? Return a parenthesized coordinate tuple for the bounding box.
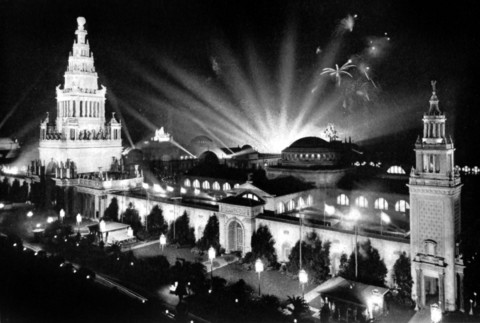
(416, 268, 423, 309)
(439, 273, 445, 311)
(94, 195, 100, 219)
(458, 273, 465, 312)
(424, 123, 427, 137)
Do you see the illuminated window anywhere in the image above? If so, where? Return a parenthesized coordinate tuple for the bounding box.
(355, 196, 368, 208)
(374, 198, 388, 210)
(202, 181, 210, 190)
(387, 165, 406, 174)
(337, 194, 349, 206)
(277, 202, 285, 214)
(223, 182, 231, 191)
(234, 184, 240, 188)
(307, 195, 313, 206)
(193, 179, 200, 189)
(287, 200, 296, 211)
(243, 193, 259, 201)
(212, 182, 220, 190)
(395, 200, 410, 212)
(184, 179, 191, 187)
(297, 197, 305, 209)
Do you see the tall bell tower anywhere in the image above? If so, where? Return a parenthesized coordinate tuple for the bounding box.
(409, 81, 464, 312)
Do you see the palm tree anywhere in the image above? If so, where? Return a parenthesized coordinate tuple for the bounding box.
(321, 60, 356, 86)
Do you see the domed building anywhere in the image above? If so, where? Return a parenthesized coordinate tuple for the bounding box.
(266, 136, 355, 187)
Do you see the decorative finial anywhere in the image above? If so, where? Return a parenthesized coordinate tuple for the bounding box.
(428, 80, 441, 115)
(431, 80, 437, 94)
(77, 17, 86, 30)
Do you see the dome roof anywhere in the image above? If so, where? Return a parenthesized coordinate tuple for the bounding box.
(288, 137, 330, 149)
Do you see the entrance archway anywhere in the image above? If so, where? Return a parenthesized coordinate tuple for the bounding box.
(227, 220, 244, 253)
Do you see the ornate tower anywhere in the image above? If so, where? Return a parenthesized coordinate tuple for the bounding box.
(409, 81, 464, 312)
(39, 17, 122, 174)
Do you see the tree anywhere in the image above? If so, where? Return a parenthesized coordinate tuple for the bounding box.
(339, 239, 387, 287)
(167, 211, 195, 245)
(146, 205, 167, 235)
(123, 203, 141, 234)
(196, 214, 220, 253)
(103, 198, 119, 221)
(250, 225, 277, 267)
(392, 252, 412, 303)
(287, 232, 331, 283)
(287, 296, 310, 321)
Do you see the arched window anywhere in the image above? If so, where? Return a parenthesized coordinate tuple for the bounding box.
(212, 182, 220, 190)
(234, 183, 240, 188)
(287, 200, 296, 211)
(307, 195, 313, 206)
(355, 196, 368, 208)
(277, 202, 285, 214)
(184, 179, 191, 187)
(297, 197, 305, 209)
(193, 179, 200, 189)
(243, 193, 259, 201)
(223, 182, 231, 191)
(337, 194, 349, 206)
(387, 165, 406, 174)
(395, 200, 410, 212)
(374, 198, 388, 210)
(202, 181, 210, 190)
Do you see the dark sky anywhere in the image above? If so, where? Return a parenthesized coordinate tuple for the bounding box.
(1, 0, 479, 163)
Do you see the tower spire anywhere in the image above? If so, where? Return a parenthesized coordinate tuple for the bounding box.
(428, 80, 441, 115)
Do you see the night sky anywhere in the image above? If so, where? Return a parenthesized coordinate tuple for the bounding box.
(1, 0, 479, 163)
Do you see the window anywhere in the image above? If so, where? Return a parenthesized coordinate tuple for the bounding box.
(223, 182, 231, 191)
(355, 196, 368, 208)
(234, 184, 240, 188)
(213, 182, 220, 190)
(297, 197, 305, 209)
(387, 165, 406, 174)
(337, 194, 349, 206)
(374, 198, 388, 210)
(307, 195, 313, 206)
(287, 200, 296, 211)
(184, 179, 191, 187)
(277, 202, 285, 214)
(193, 179, 200, 189)
(395, 200, 410, 212)
(202, 181, 210, 190)
(243, 193, 259, 201)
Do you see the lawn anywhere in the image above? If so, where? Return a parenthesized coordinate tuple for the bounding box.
(132, 243, 207, 265)
(213, 262, 316, 301)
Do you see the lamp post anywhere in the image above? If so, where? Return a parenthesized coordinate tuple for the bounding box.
(349, 209, 361, 279)
(99, 219, 106, 242)
(76, 213, 82, 233)
(143, 183, 149, 232)
(431, 303, 442, 323)
(299, 269, 308, 298)
(208, 246, 216, 286)
(255, 258, 264, 296)
(160, 233, 166, 253)
(59, 209, 65, 223)
(171, 197, 182, 241)
(380, 212, 390, 236)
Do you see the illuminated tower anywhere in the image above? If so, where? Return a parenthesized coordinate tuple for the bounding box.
(408, 81, 464, 312)
(39, 17, 122, 174)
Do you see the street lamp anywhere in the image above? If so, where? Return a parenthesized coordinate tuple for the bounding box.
(76, 213, 82, 233)
(99, 219, 106, 242)
(380, 212, 390, 235)
(208, 246, 216, 284)
(171, 197, 182, 241)
(0, 203, 4, 209)
(255, 258, 264, 296)
(299, 269, 308, 297)
(159, 233, 166, 253)
(349, 208, 361, 279)
(27, 211, 33, 218)
(430, 303, 442, 323)
(59, 209, 65, 223)
(143, 183, 149, 232)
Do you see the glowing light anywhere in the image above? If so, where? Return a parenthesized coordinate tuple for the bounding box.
(153, 184, 164, 193)
(321, 61, 356, 86)
(142, 183, 149, 189)
(167, 186, 174, 192)
(0, 203, 4, 209)
(299, 269, 308, 284)
(36, 223, 41, 228)
(194, 188, 200, 195)
(47, 217, 54, 224)
(381, 212, 391, 224)
(180, 187, 187, 194)
(27, 211, 33, 218)
(324, 203, 335, 216)
(340, 14, 355, 32)
(349, 208, 361, 221)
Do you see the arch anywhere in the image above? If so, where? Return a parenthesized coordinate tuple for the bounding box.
(297, 197, 305, 209)
(374, 198, 388, 210)
(306, 195, 313, 206)
(212, 181, 220, 190)
(387, 165, 406, 174)
(241, 192, 259, 201)
(355, 196, 368, 208)
(223, 182, 231, 191)
(395, 200, 410, 212)
(193, 179, 200, 189)
(234, 183, 240, 189)
(184, 179, 191, 187)
(277, 202, 285, 214)
(202, 180, 210, 190)
(337, 194, 349, 206)
(287, 200, 295, 211)
(281, 242, 292, 261)
(227, 219, 244, 253)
